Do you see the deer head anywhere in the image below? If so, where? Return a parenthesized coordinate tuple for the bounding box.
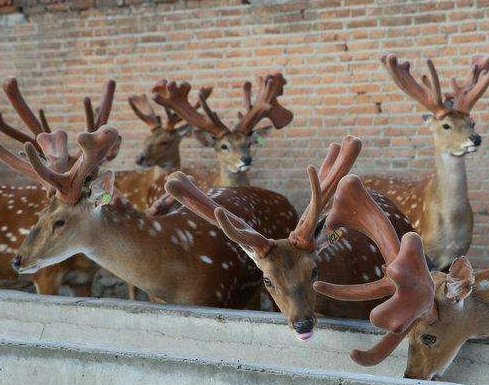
(314, 175, 436, 366)
(381, 54, 489, 156)
(152, 74, 293, 182)
(404, 257, 476, 381)
(129, 87, 212, 170)
(1, 127, 120, 273)
(165, 136, 361, 339)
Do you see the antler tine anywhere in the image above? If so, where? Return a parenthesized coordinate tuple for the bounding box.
(380, 54, 451, 119)
(243, 81, 252, 112)
(146, 174, 196, 217)
(25, 126, 119, 204)
(128, 94, 161, 131)
(2, 77, 44, 135)
(38, 109, 51, 133)
(165, 86, 214, 130)
(36, 130, 69, 173)
(84, 97, 96, 132)
(0, 142, 47, 185)
(165, 171, 275, 258)
(447, 55, 489, 115)
(0, 112, 42, 152)
(152, 80, 228, 138)
(94, 79, 116, 129)
(288, 136, 361, 251)
(233, 73, 294, 134)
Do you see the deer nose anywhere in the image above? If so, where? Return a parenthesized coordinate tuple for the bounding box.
(11, 255, 21, 271)
(293, 317, 314, 334)
(470, 134, 482, 146)
(242, 156, 252, 166)
(136, 154, 146, 165)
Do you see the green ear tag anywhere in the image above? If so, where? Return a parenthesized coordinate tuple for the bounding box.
(102, 192, 112, 204)
(256, 136, 266, 147)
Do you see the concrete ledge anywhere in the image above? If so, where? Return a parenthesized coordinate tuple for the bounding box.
(0, 291, 486, 384)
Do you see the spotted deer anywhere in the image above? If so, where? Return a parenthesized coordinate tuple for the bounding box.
(0, 77, 118, 295)
(125, 88, 214, 210)
(8, 127, 298, 308)
(363, 54, 489, 270)
(166, 136, 415, 339)
(147, 73, 293, 202)
(314, 175, 489, 381)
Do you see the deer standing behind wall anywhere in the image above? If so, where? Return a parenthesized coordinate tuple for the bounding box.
(5, 126, 298, 308)
(144, 73, 294, 205)
(0, 78, 119, 296)
(363, 54, 489, 270)
(314, 175, 489, 382)
(166, 136, 418, 339)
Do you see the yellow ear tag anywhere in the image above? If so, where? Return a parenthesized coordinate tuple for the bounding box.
(326, 228, 343, 244)
(102, 192, 112, 204)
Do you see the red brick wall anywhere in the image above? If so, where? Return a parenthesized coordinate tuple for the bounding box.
(1, 0, 489, 266)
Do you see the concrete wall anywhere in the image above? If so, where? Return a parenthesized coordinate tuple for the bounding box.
(0, 290, 487, 385)
(0, 0, 489, 266)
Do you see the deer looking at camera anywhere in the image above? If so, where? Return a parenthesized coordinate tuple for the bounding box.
(314, 176, 489, 381)
(8, 127, 298, 308)
(148, 73, 293, 199)
(126, 88, 215, 209)
(0, 78, 118, 295)
(166, 136, 416, 339)
(363, 54, 489, 270)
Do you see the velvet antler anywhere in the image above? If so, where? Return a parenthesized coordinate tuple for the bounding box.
(152, 81, 227, 138)
(380, 54, 451, 119)
(445, 55, 489, 115)
(233, 73, 293, 134)
(24, 126, 119, 204)
(288, 136, 362, 251)
(83, 80, 116, 132)
(314, 175, 435, 366)
(165, 171, 275, 258)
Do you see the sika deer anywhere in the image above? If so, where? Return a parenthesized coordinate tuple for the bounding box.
(150, 73, 293, 190)
(8, 127, 297, 308)
(166, 136, 415, 338)
(315, 176, 488, 381)
(0, 78, 117, 295)
(127, 88, 214, 208)
(363, 54, 489, 270)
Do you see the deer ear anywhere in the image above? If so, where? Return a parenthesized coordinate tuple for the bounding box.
(88, 170, 115, 208)
(193, 129, 216, 147)
(446, 256, 475, 303)
(251, 125, 273, 145)
(176, 124, 193, 138)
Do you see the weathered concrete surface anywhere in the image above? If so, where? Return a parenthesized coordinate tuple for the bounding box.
(0, 340, 450, 385)
(0, 291, 485, 384)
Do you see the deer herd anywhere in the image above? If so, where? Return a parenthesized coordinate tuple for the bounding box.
(0, 53, 488, 382)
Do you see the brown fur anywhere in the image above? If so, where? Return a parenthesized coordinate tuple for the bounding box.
(16, 184, 297, 308)
(363, 112, 478, 270)
(405, 268, 489, 380)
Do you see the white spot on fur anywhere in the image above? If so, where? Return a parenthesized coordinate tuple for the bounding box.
(478, 279, 489, 291)
(199, 255, 213, 264)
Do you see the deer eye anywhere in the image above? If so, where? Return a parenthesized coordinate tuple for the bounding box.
(421, 334, 437, 346)
(442, 123, 451, 130)
(263, 277, 272, 287)
(470, 121, 476, 129)
(311, 268, 319, 281)
(53, 219, 65, 229)
(221, 144, 228, 150)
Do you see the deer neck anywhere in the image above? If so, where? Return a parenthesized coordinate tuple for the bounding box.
(431, 150, 470, 209)
(84, 205, 185, 300)
(218, 164, 249, 187)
